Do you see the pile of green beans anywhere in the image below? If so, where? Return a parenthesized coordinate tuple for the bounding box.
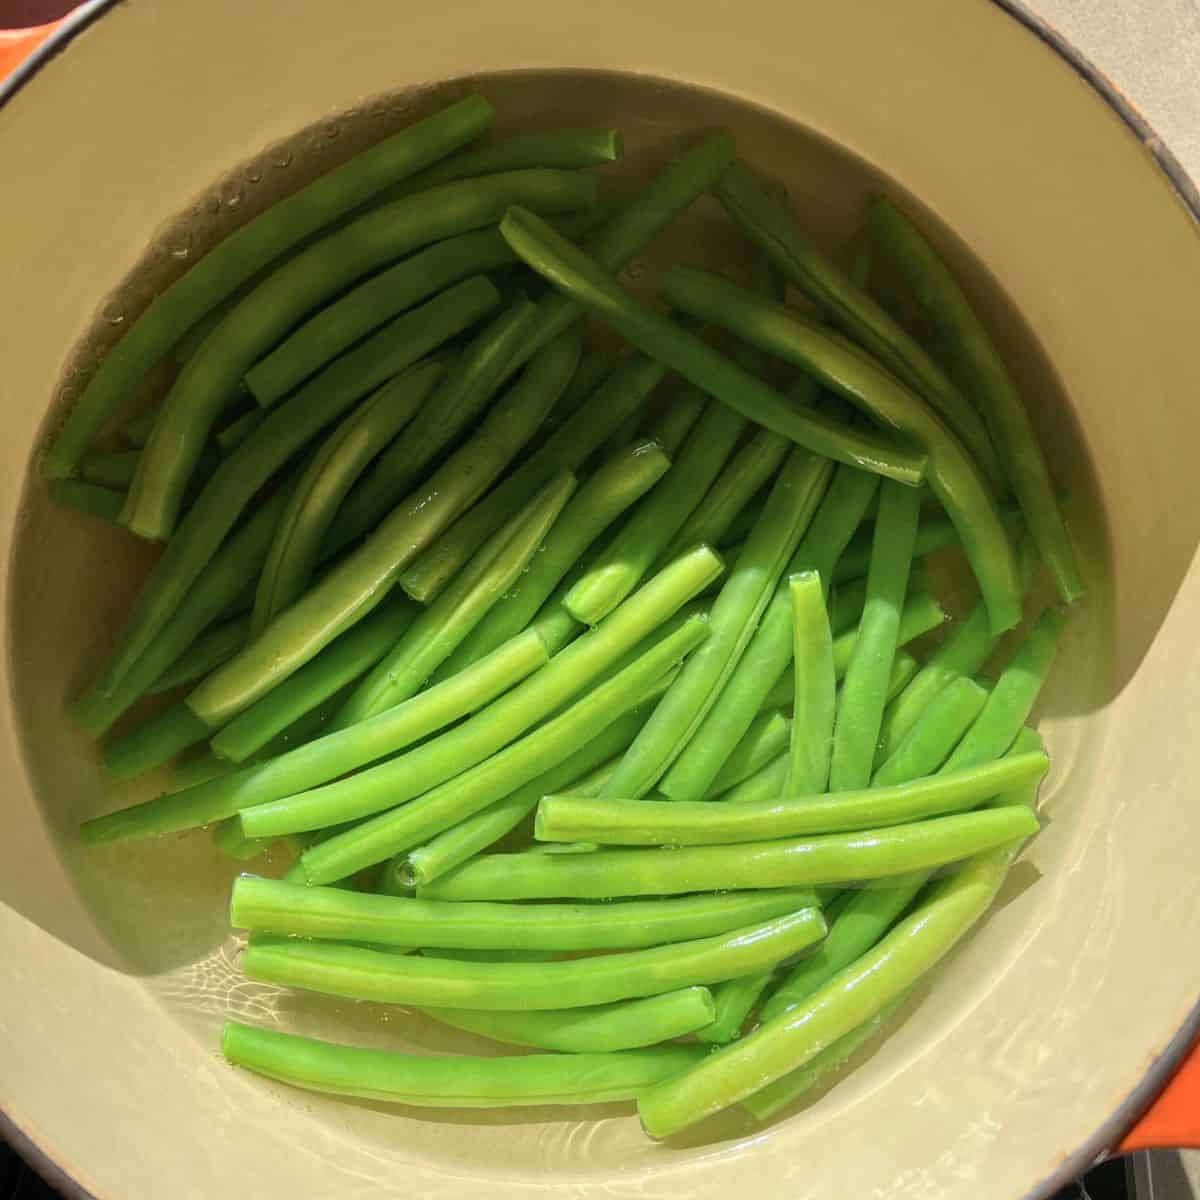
(64, 96, 1077, 1133)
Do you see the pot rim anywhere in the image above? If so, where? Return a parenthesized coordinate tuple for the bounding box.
(0, 3, 1196, 1197)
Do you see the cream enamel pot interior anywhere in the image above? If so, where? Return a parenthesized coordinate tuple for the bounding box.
(2, 1, 1200, 1197)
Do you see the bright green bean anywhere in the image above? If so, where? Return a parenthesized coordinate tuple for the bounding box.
(742, 991, 911, 1120)
(50, 480, 125, 525)
(433, 440, 671, 678)
(79, 450, 140, 489)
(400, 358, 668, 605)
(322, 303, 562, 559)
(185, 336, 578, 729)
(293, 613, 712, 883)
(79, 630, 547, 844)
(943, 608, 1065, 770)
(563, 397, 755, 626)
(705, 709, 791, 798)
(421, 807, 1038, 901)
(42, 95, 494, 481)
(233, 874, 819, 952)
(872, 677, 990, 786)
(426, 987, 714, 1054)
(99, 299, 472, 695)
(661, 267, 1021, 633)
(868, 197, 1082, 602)
(615, 451, 830, 800)
(501, 208, 926, 487)
(782, 572, 836, 794)
(887, 651, 920, 700)
(716, 166, 1005, 489)
(696, 973, 777, 1045)
(334, 471, 576, 726)
(209, 594, 417, 764)
(121, 170, 593, 541)
(249, 361, 445, 632)
(235, 546, 720, 841)
(242, 907, 826, 1010)
(661, 426, 791, 565)
(222, 1021, 701, 1107)
(664, 465, 879, 798)
(72, 481, 296, 739)
(398, 704, 649, 890)
(538, 752, 1046, 846)
(212, 816, 270, 862)
(102, 702, 211, 780)
(637, 809, 1038, 1137)
(829, 480, 922, 791)
(148, 615, 250, 695)
(712, 750, 790, 806)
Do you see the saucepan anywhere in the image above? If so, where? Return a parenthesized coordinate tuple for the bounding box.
(1, 1, 1199, 1196)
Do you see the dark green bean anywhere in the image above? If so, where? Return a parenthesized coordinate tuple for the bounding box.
(79, 630, 547, 844)
(868, 197, 1082, 602)
(222, 1021, 702, 1107)
(78, 450, 139, 489)
(212, 816, 270, 862)
(102, 703, 211, 780)
(42, 95, 494, 481)
(215, 409, 266, 454)
(50, 480, 124, 525)
(433, 440, 671, 679)
(660, 266, 1021, 633)
(208, 594, 417, 763)
(185, 336, 579, 728)
(334, 471, 576, 726)
(118, 407, 159, 448)
(715, 165, 1005, 489)
(147, 615, 250, 695)
(421, 807, 1038, 901)
(647, 383, 707, 458)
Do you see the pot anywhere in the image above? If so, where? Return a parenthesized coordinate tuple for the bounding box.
(1, 2, 1199, 1196)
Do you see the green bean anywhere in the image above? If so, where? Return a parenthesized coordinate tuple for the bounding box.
(663, 267, 1022, 633)
(715, 166, 1004, 489)
(235, 546, 720, 842)
(886, 651, 920, 700)
(551, 350, 616, 425)
(50, 480, 124, 525)
(171, 751, 236, 790)
(334, 471, 576, 726)
(249, 365, 447, 634)
(147, 615, 251, 695)
(868, 197, 1082, 602)
(943, 608, 1064, 770)
(614, 451, 830, 800)
(244, 226, 552, 407)
(426, 987, 714, 1054)
(507, 131, 737, 369)
(292, 612, 711, 883)
(661, 427, 792, 565)
(421, 807, 1037, 901)
(223, 1021, 701, 1106)
(872, 677, 990, 786)
(185, 336, 578, 729)
(101, 702, 211, 780)
(647, 383, 707, 458)
(787, 571, 836, 793)
(100, 293, 479, 696)
(72, 480, 296, 738)
(712, 750, 790, 806)
(233, 874, 819, 952)
(42, 95, 494, 481)
(501, 209, 926, 489)
(79, 630, 547, 844)
(78, 450, 140, 489)
(743, 991, 911, 1120)
(118, 407, 159, 448)
(121, 173, 592, 542)
(208, 594, 417, 763)
(538, 751, 1046, 847)
(400, 354, 670, 604)
(212, 817, 270, 862)
(433, 440, 671, 678)
(694, 972, 775, 1045)
(828, 480, 922, 790)
(214, 409, 265, 454)
(705, 709, 791, 798)
(322, 302, 560, 560)
(398, 705, 650, 890)
(661, 465, 879, 797)
(243, 907, 825, 1010)
(637, 805, 1039, 1137)
(562, 396, 756, 626)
